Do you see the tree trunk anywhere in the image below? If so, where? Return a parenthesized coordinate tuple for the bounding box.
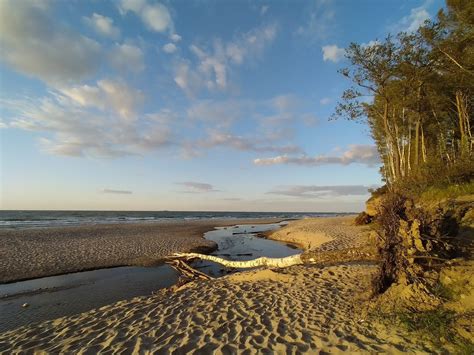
(456, 90, 472, 156)
(169, 245, 378, 270)
(414, 118, 420, 169)
(421, 125, 427, 163)
(171, 252, 304, 268)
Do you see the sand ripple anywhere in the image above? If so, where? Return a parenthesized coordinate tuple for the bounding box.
(0, 217, 438, 353)
(0, 266, 434, 353)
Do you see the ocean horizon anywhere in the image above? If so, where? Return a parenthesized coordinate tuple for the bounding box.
(0, 210, 353, 229)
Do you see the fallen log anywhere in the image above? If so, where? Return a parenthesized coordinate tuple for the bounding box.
(171, 252, 304, 268)
(170, 245, 379, 270)
(166, 259, 212, 280)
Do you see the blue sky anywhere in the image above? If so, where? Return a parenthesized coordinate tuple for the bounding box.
(0, 0, 443, 211)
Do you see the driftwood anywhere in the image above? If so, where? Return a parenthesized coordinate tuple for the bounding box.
(172, 252, 304, 269)
(170, 245, 379, 270)
(166, 259, 212, 280)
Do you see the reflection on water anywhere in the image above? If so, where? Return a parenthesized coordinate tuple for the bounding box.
(0, 266, 178, 332)
(0, 221, 300, 332)
(195, 222, 300, 276)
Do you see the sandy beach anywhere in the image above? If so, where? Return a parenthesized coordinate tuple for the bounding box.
(0, 218, 284, 283)
(0, 216, 437, 353)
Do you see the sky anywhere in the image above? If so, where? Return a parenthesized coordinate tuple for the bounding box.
(0, 0, 444, 212)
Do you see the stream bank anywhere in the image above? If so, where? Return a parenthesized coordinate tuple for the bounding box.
(0, 221, 300, 332)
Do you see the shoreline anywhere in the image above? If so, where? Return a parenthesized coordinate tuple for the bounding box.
(0, 216, 433, 353)
(0, 218, 287, 284)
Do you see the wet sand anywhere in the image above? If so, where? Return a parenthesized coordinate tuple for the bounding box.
(0, 216, 436, 353)
(0, 218, 284, 283)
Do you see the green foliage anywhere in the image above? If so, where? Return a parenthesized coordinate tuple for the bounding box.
(368, 185, 389, 198)
(418, 181, 474, 202)
(432, 280, 457, 301)
(398, 308, 474, 354)
(335, 0, 474, 188)
(398, 309, 457, 344)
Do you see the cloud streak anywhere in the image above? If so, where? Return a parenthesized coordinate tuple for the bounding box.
(267, 185, 372, 198)
(254, 145, 380, 167)
(103, 189, 132, 194)
(392, 2, 431, 33)
(176, 182, 220, 193)
(193, 131, 302, 155)
(4, 80, 172, 158)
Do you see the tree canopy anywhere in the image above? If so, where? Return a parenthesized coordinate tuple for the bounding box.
(336, 0, 473, 190)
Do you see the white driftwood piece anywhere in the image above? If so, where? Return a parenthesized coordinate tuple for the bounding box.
(172, 252, 304, 269)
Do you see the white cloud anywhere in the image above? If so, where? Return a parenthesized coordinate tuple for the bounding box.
(146, 109, 179, 124)
(3, 87, 312, 160)
(254, 144, 380, 167)
(189, 44, 228, 89)
(170, 33, 182, 42)
(394, 4, 431, 33)
(174, 23, 277, 95)
(174, 62, 206, 97)
(322, 45, 345, 63)
(0, 1, 101, 84)
(118, 0, 173, 33)
(187, 100, 245, 127)
(58, 79, 144, 120)
(267, 185, 371, 198)
(109, 44, 145, 73)
(183, 96, 315, 155)
(193, 131, 302, 155)
(320, 97, 331, 105)
(2, 79, 174, 158)
(296, 0, 335, 41)
(176, 182, 219, 193)
(261, 5, 269, 15)
(84, 13, 120, 39)
(163, 43, 177, 54)
(270, 94, 300, 112)
(118, 0, 146, 13)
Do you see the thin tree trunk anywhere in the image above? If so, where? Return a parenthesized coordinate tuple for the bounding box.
(414, 118, 420, 169)
(407, 116, 412, 174)
(421, 125, 427, 163)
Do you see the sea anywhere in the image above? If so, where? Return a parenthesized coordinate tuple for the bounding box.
(0, 210, 352, 229)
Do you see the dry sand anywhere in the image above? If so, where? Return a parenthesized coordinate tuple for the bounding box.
(0, 216, 438, 353)
(0, 218, 283, 283)
(266, 216, 364, 251)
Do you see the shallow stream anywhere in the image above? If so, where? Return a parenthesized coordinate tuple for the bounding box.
(0, 222, 300, 332)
